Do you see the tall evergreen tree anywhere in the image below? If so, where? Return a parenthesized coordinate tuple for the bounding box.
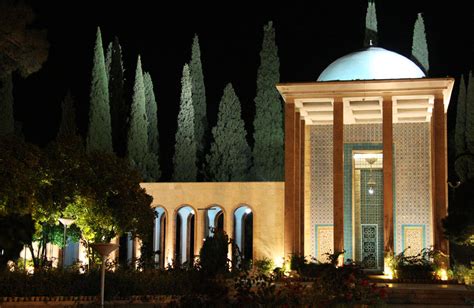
(466, 72, 474, 154)
(57, 90, 77, 138)
(127, 56, 149, 177)
(364, 1, 378, 47)
(143, 72, 161, 180)
(189, 34, 208, 177)
(206, 84, 251, 181)
(455, 72, 474, 182)
(455, 75, 467, 156)
(172, 64, 197, 181)
(0, 74, 14, 136)
(252, 21, 283, 181)
(143, 72, 159, 155)
(87, 27, 113, 153)
(411, 13, 429, 74)
(105, 37, 127, 156)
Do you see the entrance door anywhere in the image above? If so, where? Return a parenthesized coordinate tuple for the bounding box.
(353, 153, 384, 270)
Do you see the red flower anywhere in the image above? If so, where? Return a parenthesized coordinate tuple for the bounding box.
(361, 279, 369, 286)
(379, 287, 388, 299)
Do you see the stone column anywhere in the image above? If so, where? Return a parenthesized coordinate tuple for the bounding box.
(299, 118, 306, 255)
(284, 101, 296, 256)
(433, 96, 449, 255)
(165, 210, 176, 266)
(333, 98, 344, 256)
(383, 97, 394, 255)
(294, 112, 301, 255)
(225, 209, 235, 263)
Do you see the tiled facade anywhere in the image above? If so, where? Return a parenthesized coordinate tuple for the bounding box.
(310, 123, 430, 260)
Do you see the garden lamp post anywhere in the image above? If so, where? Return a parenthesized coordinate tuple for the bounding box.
(58, 218, 75, 268)
(90, 243, 119, 308)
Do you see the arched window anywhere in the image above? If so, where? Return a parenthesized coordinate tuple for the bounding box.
(153, 207, 166, 268)
(204, 205, 224, 238)
(234, 205, 253, 264)
(175, 206, 196, 264)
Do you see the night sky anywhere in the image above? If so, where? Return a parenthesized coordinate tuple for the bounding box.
(13, 1, 474, 179)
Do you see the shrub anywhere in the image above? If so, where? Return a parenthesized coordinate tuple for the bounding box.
(198, 228, 229, 277)
(253, 257, 274, 276)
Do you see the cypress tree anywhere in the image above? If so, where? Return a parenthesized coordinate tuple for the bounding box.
(364, 1, 378, 47)
(0, 73, 14, 136)
(465, 72, 474, 154)
(455, 72, 474, 182)
(206, 84, 251, 181)
(143, 72, 159, 155)
(143, 72, 161, 180)
(455, 75, 467, 157)
(57, 90, 77, 138)
(172, 64, 197, 181)
(189, 34, 208, 176)
(252, 21, 283, 181)
(412, 13, 429, 74)
(86, 27, 113, 153)
(105, 41, 112, 79)
(127, 56, 149, 178)
(106, 37, 127, 156)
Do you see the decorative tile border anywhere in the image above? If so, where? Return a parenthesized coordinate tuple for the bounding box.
(315, 224, 333, 263)
(401, 224, 426, 256)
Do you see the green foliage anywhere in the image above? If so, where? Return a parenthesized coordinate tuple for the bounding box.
(253, 257, 274, 276)
(252, 21, 284, 181)
(0, 136, 44, 216)
(189, 34, 208, 177)
(412, 13, 429, 73)
(206, 84, 251, 181)
(199, 229, 229, 277)
(128, 56, 153, 180)
(143, 72, 159, 155)
(143, 72, 161, 181)
(173, 64, 197, 181)
(106, 37, 127, 156)
(87, 27, 113, 153)
(364, 1, 378, 46)
(57, 90, 77, 138)
(389, 247, 445, 280)
(0, 73, 14, 136)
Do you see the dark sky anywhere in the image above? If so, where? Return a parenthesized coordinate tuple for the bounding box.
(13, 0, 473, 178)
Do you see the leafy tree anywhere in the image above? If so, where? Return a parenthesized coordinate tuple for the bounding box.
(0, 1, 49, 136)
(173, 64, 197, 181)
(0, 1, 49, 76)
(189, 35, 208, 177)
(364, 0, 377, 47)
(0, 74, 14, 135)
(411, 13, 429, 74)
(57, 90, 77, 138)
(206, 84, 251, 181)
(106, 37, 127, 156)
(252, 21, 284, 181)
(86, 27, 113, 153)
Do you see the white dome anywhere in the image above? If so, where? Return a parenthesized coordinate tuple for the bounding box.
(317, 47, 425, 81)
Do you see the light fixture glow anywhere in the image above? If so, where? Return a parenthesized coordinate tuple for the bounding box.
(245, 208, 252, 214)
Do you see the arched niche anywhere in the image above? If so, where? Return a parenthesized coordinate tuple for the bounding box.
(175, 205, 196, 264)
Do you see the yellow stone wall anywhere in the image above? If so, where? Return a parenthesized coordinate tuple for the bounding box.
(140, 182, 285, 266)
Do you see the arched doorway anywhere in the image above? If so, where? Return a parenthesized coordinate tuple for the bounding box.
(153, 207, 166, 268)
(234, 205, 253, 265)
(175, 206, 196, 264)
(204, 205, 224, 238)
